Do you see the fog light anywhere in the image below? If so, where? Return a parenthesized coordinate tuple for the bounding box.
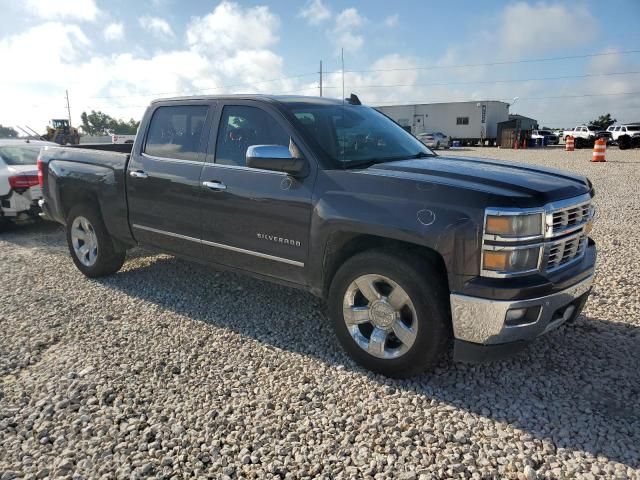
(505, 308, 527, 325)
(505, 306, 542, 326)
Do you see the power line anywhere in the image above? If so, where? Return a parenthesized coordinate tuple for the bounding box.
(323, 49, 640, 74)
(374, 91, 640, 107)
(320, 70, 640, 90)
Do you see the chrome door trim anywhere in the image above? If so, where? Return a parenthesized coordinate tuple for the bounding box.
(132, 224, 304, 267)
(140, 153, 204, 166)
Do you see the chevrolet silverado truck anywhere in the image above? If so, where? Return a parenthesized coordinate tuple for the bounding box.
(38, 95, 597, 378)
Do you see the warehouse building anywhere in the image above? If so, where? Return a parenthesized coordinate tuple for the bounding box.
(375, 100, 510, 145)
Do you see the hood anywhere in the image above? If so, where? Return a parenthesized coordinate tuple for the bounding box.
(367, 155, 591, 207)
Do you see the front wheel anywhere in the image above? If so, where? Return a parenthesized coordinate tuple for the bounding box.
(66, 205, 126, 277)
(328, 250, 450, 378)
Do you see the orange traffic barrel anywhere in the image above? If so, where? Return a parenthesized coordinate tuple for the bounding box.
(592, 138, 606, 162)
(565, 136, 575, 151)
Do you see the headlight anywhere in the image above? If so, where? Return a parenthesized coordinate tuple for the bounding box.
(482, 246, 541, 274)
(485, 212, 543, 238)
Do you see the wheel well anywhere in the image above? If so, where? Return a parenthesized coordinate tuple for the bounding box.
(60, 188, 100, 222)
(322, 232, 448, 297)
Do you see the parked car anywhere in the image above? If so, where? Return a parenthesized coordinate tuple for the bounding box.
(111, 134, 136, 144)
(0, 139, 56, 231)
(563, 125, 612, 148)
(39, 95, 597, 378)
(531, 129, 559, 146)
(610, 124, 640, 149)
(417, 132, 450, 149)
(553, 129, 564, 139)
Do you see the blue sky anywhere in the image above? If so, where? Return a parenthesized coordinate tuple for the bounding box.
(1, 0, 639, 129)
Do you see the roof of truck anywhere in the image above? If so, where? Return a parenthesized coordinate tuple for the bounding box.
(151, 94, 348, 106)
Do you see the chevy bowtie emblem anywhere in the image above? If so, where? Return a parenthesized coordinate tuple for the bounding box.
(256, 233, 301, 247)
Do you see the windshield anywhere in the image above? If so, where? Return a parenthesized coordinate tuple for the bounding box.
(538, 130, 552, 135)
(285, 103, 433, 168)
(0, 145, 41, 165)
(586, 126, 599, 131)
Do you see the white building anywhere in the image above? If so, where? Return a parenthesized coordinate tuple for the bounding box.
(375, 100, 510, 145)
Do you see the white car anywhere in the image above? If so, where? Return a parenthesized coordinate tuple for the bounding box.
(531, 129, 559, 145)
(417, 132, 450, 149)
(610, 124, 640, 149)
(0, 139, 56, 230)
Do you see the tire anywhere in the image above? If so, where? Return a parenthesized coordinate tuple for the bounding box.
(436, 141, 440, 149)
(574, 137, 584, 149)
(66, 204, 126, 277)
(328, 250, 451, 378)
(618, 136, 631, 150)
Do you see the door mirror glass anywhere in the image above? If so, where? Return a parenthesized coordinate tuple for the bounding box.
(246, 145, 307, 176)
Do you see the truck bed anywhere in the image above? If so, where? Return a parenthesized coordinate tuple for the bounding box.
(38, 145, 135, 247)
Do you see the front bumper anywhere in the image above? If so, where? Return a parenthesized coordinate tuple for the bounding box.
(450, 273, 594, 362)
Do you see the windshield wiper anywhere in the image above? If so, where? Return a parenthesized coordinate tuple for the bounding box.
(409, 151, 433, 159)
(342, 152, 433, 169)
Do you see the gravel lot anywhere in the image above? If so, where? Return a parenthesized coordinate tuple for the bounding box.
(1, 146, 639, 479)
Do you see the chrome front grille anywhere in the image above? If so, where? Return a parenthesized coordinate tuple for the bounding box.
(546, 234, 588, 272)
(548, 200, 593, 238)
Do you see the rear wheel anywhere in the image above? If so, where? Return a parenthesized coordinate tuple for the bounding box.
(328, 250, 450, 378)
(618, 136, 631, 150)
(66, 205, 126, 277)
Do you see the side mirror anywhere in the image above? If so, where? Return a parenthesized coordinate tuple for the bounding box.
(246, 145, 307, 176)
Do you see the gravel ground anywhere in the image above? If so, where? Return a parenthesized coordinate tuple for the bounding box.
(1, 146, 639, 479)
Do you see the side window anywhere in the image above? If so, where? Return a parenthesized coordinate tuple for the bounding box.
(144, 105, 208, 161)
(456, 117, 469, 125)
(215, 105, 290, 167)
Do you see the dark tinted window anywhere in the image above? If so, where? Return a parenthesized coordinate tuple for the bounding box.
(215, 106, 289, 166)
(456, 117, 469, 125)
(145, 105, 208, 161)
(0, 146, 41, 165)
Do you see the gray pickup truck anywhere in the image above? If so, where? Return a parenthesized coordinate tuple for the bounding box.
(38, 95, 597, 377)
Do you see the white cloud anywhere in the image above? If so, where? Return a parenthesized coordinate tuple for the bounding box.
(298, 0, 331, 25)
(498, 2, 597, 57)
(139, 16, 175, 39)
(23, 0, 100, 22)
(384, 14, 399, 28)
(331, 8, 366, 54)
(103, 22, 124, 41)
(0, 4, 293, 129)
(187, 1, 279, 54)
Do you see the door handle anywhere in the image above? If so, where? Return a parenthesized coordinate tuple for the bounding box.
(129, 170, 148, 179)
(203, 181, 227, 191)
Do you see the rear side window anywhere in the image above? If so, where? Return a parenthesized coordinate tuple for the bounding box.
(0, 146, 41, 165)
(215, 106, 290, 167)
(144, 105, 208, 161)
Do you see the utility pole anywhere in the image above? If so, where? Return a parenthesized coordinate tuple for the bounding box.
(319, 60, 323, 97)
(65, 89, 72, 126)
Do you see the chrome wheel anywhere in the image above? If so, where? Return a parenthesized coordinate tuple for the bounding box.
(342, 274, 418, 359)
(71, 216, 98, 267)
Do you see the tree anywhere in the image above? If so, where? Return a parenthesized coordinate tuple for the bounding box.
(588, 114, 616, 130)
(80, 110, 140, 136)
(0, 125, 19, 138)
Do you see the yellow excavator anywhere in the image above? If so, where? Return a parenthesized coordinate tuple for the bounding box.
(42, 119, 80, 145)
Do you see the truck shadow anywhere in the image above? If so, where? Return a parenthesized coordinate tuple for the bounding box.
(98, 252, 640, 469)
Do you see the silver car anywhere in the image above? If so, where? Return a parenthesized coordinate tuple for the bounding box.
(417, 132, 450, 149)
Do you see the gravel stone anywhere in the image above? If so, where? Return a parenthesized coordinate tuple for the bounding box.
(0, 146, 638, 478)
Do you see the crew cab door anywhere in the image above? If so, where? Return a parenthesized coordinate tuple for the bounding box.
(126, 102, 213, 258)
(198, 101, 316, 285)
